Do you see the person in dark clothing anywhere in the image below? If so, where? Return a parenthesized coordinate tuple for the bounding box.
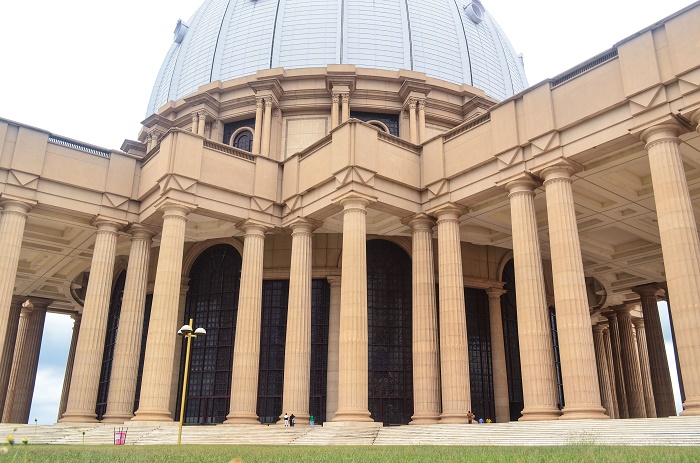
(290, 414, 295, 427)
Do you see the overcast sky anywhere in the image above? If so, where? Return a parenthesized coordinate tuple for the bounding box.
(0, 0, 691, 423)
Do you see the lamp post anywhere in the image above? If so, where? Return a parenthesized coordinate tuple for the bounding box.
(177, 318, 206, 445)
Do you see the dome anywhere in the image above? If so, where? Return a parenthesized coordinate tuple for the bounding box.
(147, 0, 528, 116)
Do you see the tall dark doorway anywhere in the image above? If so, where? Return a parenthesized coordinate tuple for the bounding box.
(501, 259, 524, 421)
(367, 240, 413, 425)
(177, 244, 242, 424)
(465, 287, 495, 422)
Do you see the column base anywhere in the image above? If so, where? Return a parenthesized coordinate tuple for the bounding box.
(100, 413, 133, 423)
(680, 398, 700, 416)
(224, 412, 260, 424)
(560, 404, 609, 420)
(439, 412, 469, 424)
(331, 409, 373, 423)
(519, 406, 562, 421)
(131, 409, 173, 422)
(58, 410, 99, 423)
(409, 414, 441, 425)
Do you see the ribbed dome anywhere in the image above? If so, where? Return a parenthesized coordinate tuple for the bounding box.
(147, 0, 528, 115)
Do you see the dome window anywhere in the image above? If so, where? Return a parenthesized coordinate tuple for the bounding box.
(231, 129, 254, 152)
(173, 19, 189, 44)
(464, 1, 484, 24)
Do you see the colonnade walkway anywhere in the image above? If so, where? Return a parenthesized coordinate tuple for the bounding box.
(2, 417, 699, 446)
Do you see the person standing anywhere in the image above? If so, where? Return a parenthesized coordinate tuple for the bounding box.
(284, 413, 289, 427)
(467, 411, 475, 424)
(290, 414, 295, 427)
(309, 414, 315, 429)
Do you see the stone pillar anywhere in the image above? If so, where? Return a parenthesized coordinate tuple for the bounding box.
(5, 300, 49, 423)
(332, 195, 373, 423)
(168, 280, 191, 418)
(504, 177, 560, 421)
(261, 99, 273, 156)
(331, 94, 340, 130)
(132, 202, 193, 422)
(642, 122, 700, 415)
(197, 111, 207, 137)
(408, 99, 418, 144)
(58, 314, 81, 421)
(602, 326, 619, 419)
(0, 199, 33, 411)
(418, 100, 426, 144)
(61, 218, 122, 423)
(281, 219, 316, 424)
(341, 94, 350, 123)
(102, 226, 155, 423)
(225, 222, 268, 424)
(592, 325, 614, 419)
(633, 285, 675, 417)
(407, 214, 440, 425)
(325, 277, 341, 421)
(2, 306, 30, 422)
(253, 98, 264, 154)
(541, 164, 607, 420)
(604, 312, 629, 418)
(191, 112, 199, 135)
(487, 288, 511, 423)
(614, 307, 646, 418)
(0, 297, 24, 420)
(633, 319, 657, 418)
(434, 205, 470, 424)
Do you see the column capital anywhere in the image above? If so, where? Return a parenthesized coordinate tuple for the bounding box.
(91, 216, 127, 233)
(24, 297, 53, 311)
(632, 318, 645, 329)
(539, 159, 581, 185)
(640, 122, 682, 147)
(592, 324, 607, 335)
(125, 223, 158, 241)
(326, 275, 341, 287)
(333, 192, 376, 211)
(238, 219, 269, 236)
(632, 283, 661, 298)
(152, 198, 197, 217)
(500, 173, 541, 195)
(402, 212, 435, 231)
(0, 196, 36, 215)
(611, 304, 633, 315)
(429, 203, 467, 222)
(283, 217, 322, 234)
(485, 287, 506, 299)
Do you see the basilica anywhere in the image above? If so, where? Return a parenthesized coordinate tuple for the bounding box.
(1, 0, 699, 427)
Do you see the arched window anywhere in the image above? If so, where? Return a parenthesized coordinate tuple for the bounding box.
(231, 129, 253, 152)
(368, 121, 389, 133)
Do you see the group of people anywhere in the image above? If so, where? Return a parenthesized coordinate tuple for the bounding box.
(283, 413, 315, 429)
(466, 411, 491, 424)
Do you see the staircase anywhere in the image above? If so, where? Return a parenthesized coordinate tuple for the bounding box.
(1, 417, 698, 446)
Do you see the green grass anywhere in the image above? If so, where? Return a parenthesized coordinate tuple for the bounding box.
(0, 445, 699, 463)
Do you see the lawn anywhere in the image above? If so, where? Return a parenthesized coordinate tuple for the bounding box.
(0, 445, 698, 463)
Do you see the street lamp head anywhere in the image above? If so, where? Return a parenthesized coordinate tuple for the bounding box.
(194, 327, 206, 335)
(178, 324, 193, 336)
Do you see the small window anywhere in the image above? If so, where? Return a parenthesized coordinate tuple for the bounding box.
(231, 129, 253, 152)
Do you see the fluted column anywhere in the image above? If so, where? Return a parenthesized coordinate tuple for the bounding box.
(407, 214, 440, 425)
(333, 195, 373, 422)
(0, 199, 33, 410)
(102, 226, 155, 423)
(614, 307, 646, 418)
(633, 285, 675, 417)
(281, 219, 316, 424)
(487, 288, 511, 423)
(261, 99, 273, 156)
(191, 112, 199, 135)
(604, 312, 628, 418)
(602, 326, 619, 419)
(61, 218, 122, 423)
(58, 314, 81, 420)
(331, 94, 340, 130)
(6, 300, 49, 423)
(434, 205, 470, 424)
(325, 277, 341, 421)
(633, 319, 657, 418)
(417, 100, 426, 144)
(642, 122, 700, 415)
(592, 325, 614, 419)
(504, 177, 560, 420)
(341, 94, 350, 123)
(225, 222, 268, 424)
(197, 111, 207, 137)
(408, 99, 418, 144)
(0, 297, 24, 420)
(132, 202, 193, 422)
(542, 164, 607, 420)
(253, 99, 264, 154)
(2, 306, 30, 422)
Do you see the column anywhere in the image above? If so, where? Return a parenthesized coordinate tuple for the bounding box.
(0, 199, 33, 411)
(417, 100, 426, 144)
(408, 99, 418, 144)
(132, 202, 193, 422)
(60, 218, 122, 423)
(102, 226, 155, 423)
(0, 297, 24, 420)
(604, 312, 629, 418)
(2, 306, 30, 422)
(614, 307, 646, 418)
(332, 195, 372, 423)
(261, 99, 273, 156)
(642, 122, 700, 415)
(325, 277, 341, 421)
(253, 98, 263, 154)
(331, 94, 340, 130)
(408, 214, 440, 425)
(281, 219, 315, 424)
(341, 94, 350, 123)
(434, 205, 470, 424)
(5, 300, 49, 423)
(225, 222, 268, 424)
(168, 280, 191, 417)
(633, 285, 675, 417)
(542, 164, 607, 420)
(602, 326, 619, 419)
(633, 319, 657, 418)
(191, 112, 199, 135)
(592, 325, 615, 419)
(197, 111, 207, 137)
(504, 177, 560, 420)
(58, 314, 81, 420)
(487, 289, 511, 423)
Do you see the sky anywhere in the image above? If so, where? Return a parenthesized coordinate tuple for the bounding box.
(0, 0, 692, 423)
